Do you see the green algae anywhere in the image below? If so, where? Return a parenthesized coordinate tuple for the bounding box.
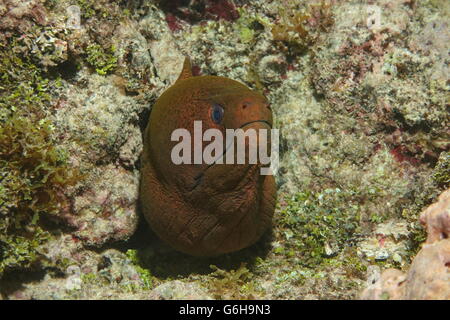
(76, 0, 115, 20)
(234, 7, 269, 44)
(85, 44, 118, 76)
(271, 0, 334, 52)
(278, 189, 361, 267)
(125, 249, 154, 290)
(0, 0, 447, 300)
(0, 36, 81, 278)
(207, 263, 263, 299)
(76, 0, 97, 19)
(432, 151, 449, 188)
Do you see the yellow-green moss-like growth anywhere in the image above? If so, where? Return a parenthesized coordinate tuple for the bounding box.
(207, 263, 261, 299)
(278, 189, 360, 267)
(433, 151, 449, 188)
(271, 0, 334, 51)
(0, 37, 81, 277)
(125, 249, 154, 290)
(86, 44, 118, 75)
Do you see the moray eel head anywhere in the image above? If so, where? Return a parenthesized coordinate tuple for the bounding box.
(140, 58, 276, 256)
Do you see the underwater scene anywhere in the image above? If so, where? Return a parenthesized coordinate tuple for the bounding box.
(0, 0, 448, 300)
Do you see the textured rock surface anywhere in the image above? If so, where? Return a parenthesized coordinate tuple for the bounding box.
(361, 189, 450, 300)
(0, 0, 448, 300)
(420, 189, 450, 244)
(148, 280, 213, 300)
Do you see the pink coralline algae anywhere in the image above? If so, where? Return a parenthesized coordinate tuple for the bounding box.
(420, 189, 450, 244)
(204, 0, 239, 21)
(0, 0, 48, 33)
(361, 189, 450, 300)
(159, 0, 240, 32)
(165, 13, 183, 32)
(389, 145, 420, 166)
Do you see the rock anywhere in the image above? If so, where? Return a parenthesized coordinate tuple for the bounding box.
(361, 189, 450, 300)
(257, 54, 287, 84)
(403, 239, 450, 299)
(149, 33, 185, 84)
(67, 165, 139, 246)
(51, 71, 144, 247)
(358, 220, 410, 266)
(0, 0, 48, 33)
(420, 189, 450, 244)
(98, 249, 143, 288)
(149, 280, 212, 300)
(65, 265, 82, 291)
(360, 268, 406, 300)
(1, 0, 448, 301)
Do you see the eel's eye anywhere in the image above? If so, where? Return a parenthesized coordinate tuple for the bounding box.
(211, 103, 224, 124)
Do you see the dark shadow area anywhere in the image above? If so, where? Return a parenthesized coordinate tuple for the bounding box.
(138, 105, 152, 134)
(0, 269, 48, 298)
(155, 0, 240, 32)
(110, 196, 274, 280)
(46, 57, 79, 81)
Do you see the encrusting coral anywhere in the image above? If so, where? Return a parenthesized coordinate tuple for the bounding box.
(0, 0, 448, 300)
(361, 189, 450, 300)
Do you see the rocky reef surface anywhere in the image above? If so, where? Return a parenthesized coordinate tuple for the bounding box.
(0, 0, 448, 299)
(362, 188, 449, 300)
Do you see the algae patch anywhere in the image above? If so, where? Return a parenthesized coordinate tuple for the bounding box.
(0, 36, 81, 277)
(278, 188, 360, 267)
(85, 44, 118, 75)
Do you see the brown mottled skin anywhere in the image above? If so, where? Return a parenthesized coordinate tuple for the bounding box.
(140, 58, 276, 256)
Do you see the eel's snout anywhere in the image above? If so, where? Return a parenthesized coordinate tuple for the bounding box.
(240, 99, 272, 124)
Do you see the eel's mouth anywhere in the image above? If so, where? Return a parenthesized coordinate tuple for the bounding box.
(189, 119, 272, 191)
(239, 119, 272, 130)
(206, 119, 272, 168)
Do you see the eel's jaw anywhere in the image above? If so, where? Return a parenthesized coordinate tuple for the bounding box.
(202, 119, 273, 168)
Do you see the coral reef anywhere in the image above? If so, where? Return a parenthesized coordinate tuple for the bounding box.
(0, 13, 79, 276)
(420, 189, 450, 244)
(0, 0, 151, 280)
(0, 0, 48, 33)
(0, 0, 448, 300)
(361, 189, 450, 300)
(148, 280, 212, 300)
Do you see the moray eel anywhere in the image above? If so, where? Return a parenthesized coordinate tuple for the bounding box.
(140, 58, 276, 256)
